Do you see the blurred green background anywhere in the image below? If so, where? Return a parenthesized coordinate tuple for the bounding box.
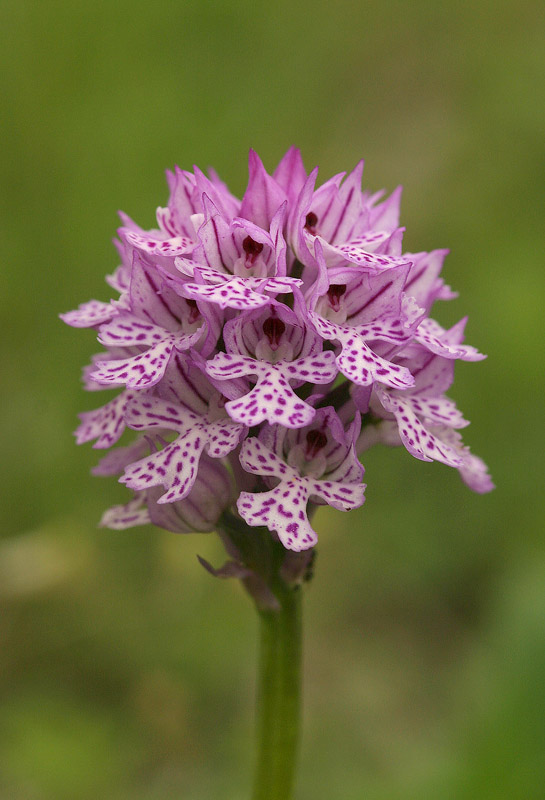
(1, 0, 544, 797)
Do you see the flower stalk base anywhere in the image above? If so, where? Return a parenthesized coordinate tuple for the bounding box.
(253, 584, 302, 800)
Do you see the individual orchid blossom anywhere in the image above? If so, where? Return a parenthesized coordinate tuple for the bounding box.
(63, 146, 492, 553)
(63, 147, 493, 800)
(237, 408, 365, 551)
(206, 301, 337, 428)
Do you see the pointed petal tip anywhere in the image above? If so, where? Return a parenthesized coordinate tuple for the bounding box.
(348, 159, 365, 183)
(248, 148, 264, 168)
(201, 192, 219, 214)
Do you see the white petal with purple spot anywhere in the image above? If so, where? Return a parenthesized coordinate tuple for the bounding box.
(123, 230, 195, 257)
(308, 311, 414, 389)
(91, 338, 177, 388)
(236, 438, 365, 551)
(120, 395, 243, 501)
(100, 493, 151, 529)
(377, 388, 462, 467)
(60, 300, 116, 328)
(238, 481, 318, 551)
(91, 328, 202, 389)
(98, 314, 169, 347)
(120, 429, 205, 502)
(75, 390, 137, 448)
(415, 318, 485, 361)
(181, 270, 303, 311)
(207, 352, 337, 428)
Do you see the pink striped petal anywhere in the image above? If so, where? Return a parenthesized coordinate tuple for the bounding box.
(368, 186, 402, 231)
(403, 250, 449, 310)
(92, 438, 150, 476)
(272, 146, 308, 206)
(240, 149, 287, 230)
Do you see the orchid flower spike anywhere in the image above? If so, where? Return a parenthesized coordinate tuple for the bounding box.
(62, 147, 493, 554)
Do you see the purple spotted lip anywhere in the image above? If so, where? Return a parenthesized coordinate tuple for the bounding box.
(62, 148, 493, 551)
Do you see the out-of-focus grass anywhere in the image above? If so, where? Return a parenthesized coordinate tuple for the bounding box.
(1, 0, 544, 797)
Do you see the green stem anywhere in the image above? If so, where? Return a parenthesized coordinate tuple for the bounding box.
(252, 584, 302, 800)
(217, 514, 304, 797)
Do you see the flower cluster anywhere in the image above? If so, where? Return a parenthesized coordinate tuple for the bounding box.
(62, 148, 493, 552)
